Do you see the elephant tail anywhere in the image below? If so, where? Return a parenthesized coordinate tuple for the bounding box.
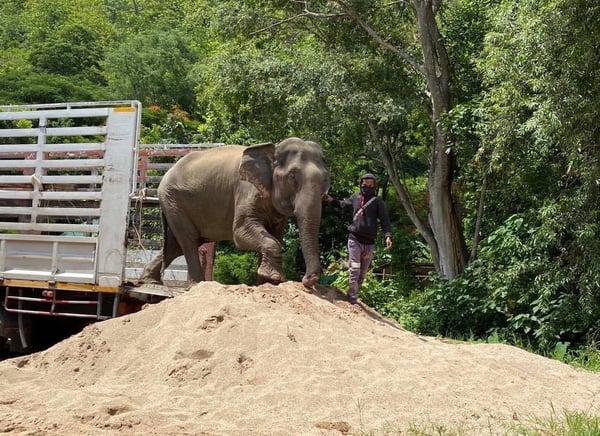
(160, 210, 169, 272)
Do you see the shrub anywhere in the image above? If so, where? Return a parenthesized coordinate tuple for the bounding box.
(213, 251, 258, 285)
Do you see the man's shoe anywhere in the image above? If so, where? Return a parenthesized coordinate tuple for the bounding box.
(348, 295, 358, 305)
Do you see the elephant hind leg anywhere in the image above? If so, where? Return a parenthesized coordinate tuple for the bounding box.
(169, 226, 206, 284)
(162, 225, 184, 277)
(139, 252, 163, 284)
(182, 240, 206, 284)
(138, 223, 183, 285)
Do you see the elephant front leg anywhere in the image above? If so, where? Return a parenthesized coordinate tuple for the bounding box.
(234, 225, 285, 285)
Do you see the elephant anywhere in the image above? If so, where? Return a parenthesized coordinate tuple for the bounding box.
(139, 137, 331, 288)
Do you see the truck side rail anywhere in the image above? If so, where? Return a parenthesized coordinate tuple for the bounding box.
(0, 101, 141, 291)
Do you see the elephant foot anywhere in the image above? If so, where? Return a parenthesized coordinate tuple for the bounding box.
(185, 281, 199, 291)
(137, 276, 163, 286)
(302, 273, 319, 289)
(257, 262, 285, 285)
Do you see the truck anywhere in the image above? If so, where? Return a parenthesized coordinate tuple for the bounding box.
(0, 101, 219, 354)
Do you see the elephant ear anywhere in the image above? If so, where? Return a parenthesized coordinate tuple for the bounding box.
(239, 142, 275, 198)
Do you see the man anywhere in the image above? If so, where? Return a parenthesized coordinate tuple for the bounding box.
(324, 173, 392, 305)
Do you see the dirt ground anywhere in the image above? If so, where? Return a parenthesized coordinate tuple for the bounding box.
(1, 281, 599, 435)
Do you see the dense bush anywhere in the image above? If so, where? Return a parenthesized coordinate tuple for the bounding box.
(213, 251, 258, 286)
(399, 213, 600, 355)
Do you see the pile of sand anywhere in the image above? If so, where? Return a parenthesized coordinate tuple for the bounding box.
(1, 281, 599, 435)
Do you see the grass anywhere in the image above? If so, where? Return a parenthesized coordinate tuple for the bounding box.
(565, 346, 600, 373)
(512, 409, 600, 435)
(358, 410, 600, 435)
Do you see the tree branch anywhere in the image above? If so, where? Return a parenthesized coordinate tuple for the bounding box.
(385, 1, 412, 7)
(332, 0, 424, 76)
(369, 121, 439, 267)
(470, 175, 487, 262)
(291, 1, 345, 18)
(251, 2, 346, 36)
(254, 1, 423, 79)
(250, 14, 307, 36)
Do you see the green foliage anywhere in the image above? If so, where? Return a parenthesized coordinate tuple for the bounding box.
(194, 38, 368, 145)
(0, 1, 27, 50)
(566, 345, 600, 373)
(104, 0, 190, 32)
(281, 222, 302, 282)
(401, 212, 600, 355)
(0, 71, 107, 104)
(478, 0, 600, 222)
(140, 106, 201, 144)
(29, 24, 105, 83)
(213, 251, 258, 286)
(400, 260, 503, 339)
(104, 30, 197, 110)
(408, 409, 600, 435)
(360, 274, 406, 314)
(455, 0, 600, 355)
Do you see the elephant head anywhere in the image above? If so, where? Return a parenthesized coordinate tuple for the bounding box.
(240, 137, 330, 287)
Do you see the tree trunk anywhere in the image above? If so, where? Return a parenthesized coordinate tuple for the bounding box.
(414, 0, 468, 278)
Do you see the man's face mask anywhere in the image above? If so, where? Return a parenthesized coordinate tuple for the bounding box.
(360, 185, 376, 197)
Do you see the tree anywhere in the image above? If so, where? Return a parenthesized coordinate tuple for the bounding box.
(0, 71, 107, 104)
(30, 24, 105, 83)
(188, 0, 491, 278)
(473, 0, 600, 347)
(257, 1, 475, 278)
(104, 30, 197, 111)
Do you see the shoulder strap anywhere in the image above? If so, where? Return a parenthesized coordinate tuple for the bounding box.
(353, 196, 377, 220)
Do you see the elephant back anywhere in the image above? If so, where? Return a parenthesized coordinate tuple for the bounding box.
(160, 145, 244, 193)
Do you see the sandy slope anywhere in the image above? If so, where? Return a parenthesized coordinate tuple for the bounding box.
(0, 281, 599, 435)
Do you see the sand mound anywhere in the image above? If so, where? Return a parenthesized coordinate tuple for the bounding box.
(0, 281, 599, 435)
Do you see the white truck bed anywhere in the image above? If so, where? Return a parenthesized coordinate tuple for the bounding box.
(0, 101, 140, 292)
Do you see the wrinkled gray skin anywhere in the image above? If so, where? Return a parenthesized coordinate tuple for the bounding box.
(139, 137, 330, 288)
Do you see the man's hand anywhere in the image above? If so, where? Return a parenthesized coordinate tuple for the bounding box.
(385, 236, 392, 250)
(322, 194, 333, 203)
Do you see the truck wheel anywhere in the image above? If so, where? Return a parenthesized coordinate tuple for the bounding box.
(0, 307, 31, 355)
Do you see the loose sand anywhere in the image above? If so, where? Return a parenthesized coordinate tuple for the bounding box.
(1, 281, 599, 435)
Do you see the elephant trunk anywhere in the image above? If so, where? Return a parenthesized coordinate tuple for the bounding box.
(295, 194, 323, 288)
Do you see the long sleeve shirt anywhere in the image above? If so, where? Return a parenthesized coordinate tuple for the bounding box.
(331, 193, 392, 245)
